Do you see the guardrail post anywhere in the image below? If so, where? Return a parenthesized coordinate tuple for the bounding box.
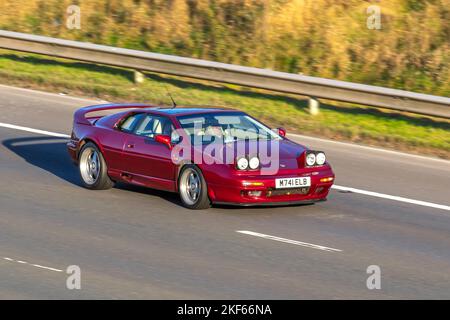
(134, 70, 145, 84)
(308, 97, 320, 115)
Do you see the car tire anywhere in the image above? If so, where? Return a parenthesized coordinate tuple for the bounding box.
(78, 142, 114, 190)
(178, 165, 211, 210)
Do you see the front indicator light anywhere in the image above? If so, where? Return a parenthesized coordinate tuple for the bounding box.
(242, 181, 264, 187)
(320, 177, 334, 183)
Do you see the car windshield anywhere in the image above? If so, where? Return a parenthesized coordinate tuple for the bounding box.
(176, 112, 282, 144)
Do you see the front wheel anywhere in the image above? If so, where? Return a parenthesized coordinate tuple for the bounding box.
(78, 142, 114, 190)
(178, 165, 211, 210)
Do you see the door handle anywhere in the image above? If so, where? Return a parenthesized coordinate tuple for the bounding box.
(126, 143, 135, 149)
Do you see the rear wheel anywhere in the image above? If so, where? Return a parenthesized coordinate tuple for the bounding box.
(178, 165, 210, 210)
(78, 142, 114, 190)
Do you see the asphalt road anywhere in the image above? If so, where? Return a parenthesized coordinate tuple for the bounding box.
(0, 84, 449, 299)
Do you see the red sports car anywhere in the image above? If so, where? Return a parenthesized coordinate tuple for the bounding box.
(67, 104, 335, 209)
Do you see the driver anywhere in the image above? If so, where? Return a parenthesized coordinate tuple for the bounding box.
(196, 117, 224, 139)
(204, 125, 223, 138)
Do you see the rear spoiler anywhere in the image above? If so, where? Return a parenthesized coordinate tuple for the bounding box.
(74, 103, 157, 125)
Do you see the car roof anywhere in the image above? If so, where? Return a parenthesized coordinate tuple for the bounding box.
(145, 107, 241, 116)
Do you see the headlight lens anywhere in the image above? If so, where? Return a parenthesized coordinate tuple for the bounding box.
(248, 156, 260, 169)
(236, 157, 249, 170)
(316, 152, 326, 165)
(305, 153, 316, 166)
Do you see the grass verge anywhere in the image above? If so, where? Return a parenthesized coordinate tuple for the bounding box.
(0, 49, 449, 159)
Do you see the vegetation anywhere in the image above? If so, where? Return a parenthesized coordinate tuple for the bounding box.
(0, 0, 448, 96)
(0, 49, 448, 158)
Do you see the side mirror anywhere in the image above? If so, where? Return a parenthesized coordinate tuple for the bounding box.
(273, 127, 286, 137)
(155, 134, 172, 149)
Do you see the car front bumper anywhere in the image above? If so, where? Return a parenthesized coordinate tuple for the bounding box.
(213, 198, 326, 207)
(206, 167, 335, 206)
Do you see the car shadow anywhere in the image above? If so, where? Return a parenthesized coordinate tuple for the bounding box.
(2, 136, 183, 207)
(3, 136, 81, 185)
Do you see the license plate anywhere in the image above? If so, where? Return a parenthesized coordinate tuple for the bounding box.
(275, 177, 311, 189)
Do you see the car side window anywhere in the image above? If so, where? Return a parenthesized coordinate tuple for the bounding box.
(134, 114, 175, 139)
(119, 113, 145, 133)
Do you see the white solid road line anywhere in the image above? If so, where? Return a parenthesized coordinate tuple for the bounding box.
(0, 122, 70, 138)
(237, 230, 342, 252)
(288, 133, 450, 165)
(332, 185, 450, 211)
(31, 264, 64, 272)
(2, 257, 63, 273)
(0, 121, 449, 212)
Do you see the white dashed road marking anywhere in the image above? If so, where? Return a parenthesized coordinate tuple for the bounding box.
(237, 230, 343, 252)
(3, 257, 63, 273)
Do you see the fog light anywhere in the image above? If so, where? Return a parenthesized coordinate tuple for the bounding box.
(315, 187, 325, 194)
(247, 190, 262, 197)
(320, 177, 334, 183)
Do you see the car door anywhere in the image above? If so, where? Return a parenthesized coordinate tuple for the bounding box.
(110, 112, 146, 173)
(121, 113, 176, 191)
(100, 113, 145, 178)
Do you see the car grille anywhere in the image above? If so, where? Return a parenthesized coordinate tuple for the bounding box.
(266, 187, 310, 197)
